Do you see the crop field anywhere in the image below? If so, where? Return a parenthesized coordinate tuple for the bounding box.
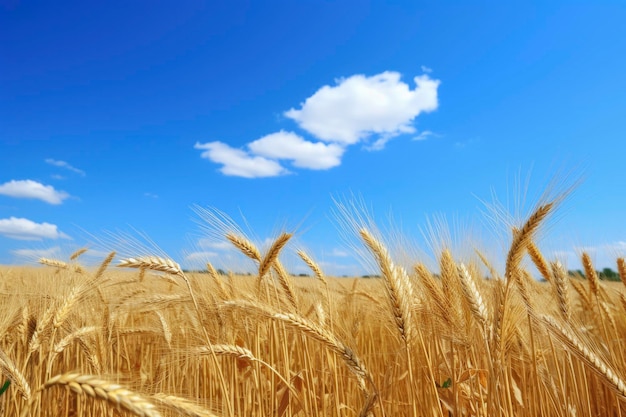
(1, 202, 626, 416)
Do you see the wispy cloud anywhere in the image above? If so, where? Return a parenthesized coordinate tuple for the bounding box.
(45, 159, 85, 176)
(198, 238, 235, 251)
(413, 130, 438, 141)
(0, 179, 70, 204)
(197, 71, 440, 178)
(421, 65, 433, 74)
(185, 251, 218, 263)
(0, 217, 70, 240)
(12, 246, 61, 259)
(144, 192, 159, 199)
(285, 71, 439, 147)
(329, 248, 349, 257)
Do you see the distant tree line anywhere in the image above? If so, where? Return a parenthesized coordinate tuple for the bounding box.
(569, 268, 622, 282)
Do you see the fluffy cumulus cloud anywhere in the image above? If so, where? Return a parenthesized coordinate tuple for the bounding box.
(0, 217, 70, 240)
(195, 132, 343, 177)
(45, 159, 86, 176)
(0, 180, 69, 204)
(196, 70, 440, 178)
(194, 142, 287, 178)
(248, 131, 344, 169)
(284, 71, 439, 146)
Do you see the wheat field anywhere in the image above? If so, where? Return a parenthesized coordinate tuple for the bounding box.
(1, 202, 626, 416)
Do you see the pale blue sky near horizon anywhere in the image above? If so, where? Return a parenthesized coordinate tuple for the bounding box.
(2, 1, 626, 275)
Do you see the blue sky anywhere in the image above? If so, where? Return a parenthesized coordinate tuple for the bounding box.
(2, 1, 626, 275)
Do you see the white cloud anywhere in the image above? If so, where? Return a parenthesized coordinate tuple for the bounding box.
(330, 248, 349, 257)
(45, 159, 85, 176)
(284, 71, 440, 146)
(12, 246, 61, 259)
(144, 192, 159, 199)
(194, 142, 287, 178)
(421, 65, 433, 73)
(198, 238, 234, 251)
(248, 131, 344, 169)
(197, 71, 440, 177)
(0, 217, 70, 240)
(0, 180, 69, 204)
(185, 251, 218, 263)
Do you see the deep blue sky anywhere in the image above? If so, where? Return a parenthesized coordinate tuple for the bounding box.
(2, 1, 626, 275)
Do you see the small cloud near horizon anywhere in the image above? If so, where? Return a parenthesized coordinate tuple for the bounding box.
(0, 179, 70, 205)
(0, 217, 70, 241)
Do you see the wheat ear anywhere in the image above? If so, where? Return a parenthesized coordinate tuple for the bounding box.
(225, 300, 372, 393)
(43, 373, 162, 417)
(527, 240, 551, 282)
(360, 228, 414, 344)
(297, 250, 326, 286)
(541, 315, 626, 398)
(617, 257, 626, 288)
(206, 262, 228, 300)
(581, 252, 600, 296)
(258, 232, 292, 278)
(414, 263, 454, 329)
(38, 258, 68, 269)
(118, 256, 182, 275)
(225, 233, 261, 261)
(273, 261, 299, 311)
(458, 263, 489, 333)
(0, 347, 31, 401)
(550, 261, 571, 321)
(152, 393, 219, 417)
(69, 247, 89, 261)
(505, 203, 553, 282)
